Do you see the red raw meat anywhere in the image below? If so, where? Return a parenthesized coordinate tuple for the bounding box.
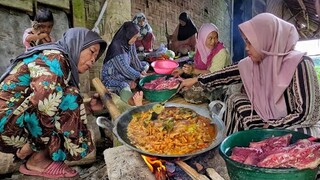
(229, 133, 320, 169)
(143, 83, 156, 89)
(286, 143, 320, 169)
(230, 147, 262, 163)
(143, 76, 180, 90)
(244, 152, 262, 165)
(249, 134, 292, 150)
(155, 83, 169, 90)
(257, 139, 318, 169)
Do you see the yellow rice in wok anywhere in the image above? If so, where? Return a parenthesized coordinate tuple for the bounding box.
(127, 107, 216, 155)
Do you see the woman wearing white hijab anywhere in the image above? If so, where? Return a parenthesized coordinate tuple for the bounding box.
(132, 12, 155, 52)
(179, 13, 320, 136)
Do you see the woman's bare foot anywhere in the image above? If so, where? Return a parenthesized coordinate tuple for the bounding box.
(132, 91, 143, 106)
(26, 153, 52, 173)
(16, 143, 33, 160)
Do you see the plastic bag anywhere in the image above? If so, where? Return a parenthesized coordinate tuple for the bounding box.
(208, 100, 226, 120)
(146, 43, 167, 58)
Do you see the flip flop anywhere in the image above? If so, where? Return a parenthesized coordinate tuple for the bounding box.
(19, 162, 78, 178)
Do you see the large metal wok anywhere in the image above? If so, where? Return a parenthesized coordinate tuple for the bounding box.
(112, 102, 226, 159)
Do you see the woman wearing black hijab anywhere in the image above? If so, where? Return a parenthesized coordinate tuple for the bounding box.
(101, 21, 149, 106)
(167, 12, 198, 55)
(0, 28, 107, 178)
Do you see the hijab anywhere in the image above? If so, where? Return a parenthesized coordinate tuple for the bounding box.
(132, 13, 152, 36)
(238, 13, 305, 120)
(177, 12, 197, 41)
(0, 28, 107, 88)
(132, 12, 146, 24)
(103, 21, 140, 63)
(194, 23, 225, 70)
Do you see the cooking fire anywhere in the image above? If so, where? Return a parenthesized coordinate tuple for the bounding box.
(141, 155, 167, 180)
(141, 154, 222, 180)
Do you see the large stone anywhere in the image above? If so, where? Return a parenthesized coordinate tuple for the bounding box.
(103, 145, 156, 180)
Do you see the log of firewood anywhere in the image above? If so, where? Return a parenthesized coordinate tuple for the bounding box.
(175, 160, 209, 180)
(206, 168, 224, 180)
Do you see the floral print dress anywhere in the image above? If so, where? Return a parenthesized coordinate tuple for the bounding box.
(0, 50, 93, 162)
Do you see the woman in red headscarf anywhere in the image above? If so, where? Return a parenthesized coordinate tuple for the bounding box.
(179, 13, 320, 137)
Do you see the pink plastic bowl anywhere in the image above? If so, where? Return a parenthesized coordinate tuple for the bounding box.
(151, 60, 179, 74)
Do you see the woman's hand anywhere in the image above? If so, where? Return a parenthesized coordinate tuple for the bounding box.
(171, 68, 183, 77)
(39, 33, 51, 43)
(178, 77, 198, 91)
(139, 70, 148, 79)
(141, 70, 147, 76)
(263, 123, 270, 129)
(89, 93, 104, 113)
(182, 64, 193, 74)
(129, 81, 137, 89)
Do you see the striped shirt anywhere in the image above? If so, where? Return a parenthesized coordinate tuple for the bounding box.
(199, 57, 320, 136)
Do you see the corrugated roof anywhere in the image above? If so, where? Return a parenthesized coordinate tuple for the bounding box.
(283, 0, 320, 39)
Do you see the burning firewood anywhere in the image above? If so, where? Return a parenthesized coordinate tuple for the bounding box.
(175, 160, 210, 180)
(206, 168, 225, 180)
(141, 155, 167, 180)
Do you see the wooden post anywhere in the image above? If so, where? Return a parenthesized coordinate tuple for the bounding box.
(91, 77, 122, 146)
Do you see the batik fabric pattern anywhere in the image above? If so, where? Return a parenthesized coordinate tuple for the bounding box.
(0, 50, 93, 161)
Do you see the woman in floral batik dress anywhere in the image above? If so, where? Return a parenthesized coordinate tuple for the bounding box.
(0, 27, 107, 178)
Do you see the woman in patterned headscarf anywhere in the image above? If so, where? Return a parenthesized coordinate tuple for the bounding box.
(179, 13, 320, 137)
(168, 12, 198, 55)
(0, 27, 107, 178)
(132, 12, 155, 52)
(102, 21, 149, 106)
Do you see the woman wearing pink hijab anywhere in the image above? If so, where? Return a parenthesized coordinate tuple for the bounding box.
(194, 23, 230, 73)
(173, 23, 231, 76)
(179, 13, 320, 136)
(173, 23, 231, 103)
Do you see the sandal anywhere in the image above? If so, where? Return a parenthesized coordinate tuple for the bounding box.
(19, 162, 78, 178)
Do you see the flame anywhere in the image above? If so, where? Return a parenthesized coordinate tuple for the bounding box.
(141, 155, 167, 180)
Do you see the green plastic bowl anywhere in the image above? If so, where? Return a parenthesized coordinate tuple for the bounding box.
(139, 74, 177, 102)
(219, 129, 319, 180)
